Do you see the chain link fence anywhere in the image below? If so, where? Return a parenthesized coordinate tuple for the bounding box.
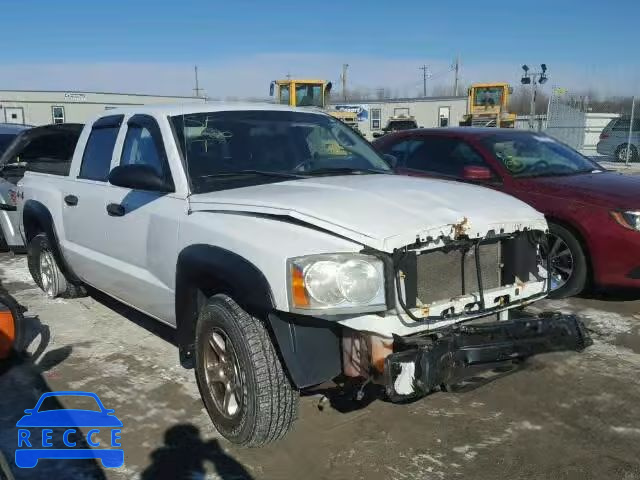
(514, 88, 639, 166)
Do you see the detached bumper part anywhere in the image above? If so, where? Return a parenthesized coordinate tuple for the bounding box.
(383, 313, 592, 401)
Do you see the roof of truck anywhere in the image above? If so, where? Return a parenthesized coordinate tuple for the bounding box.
(99, 102, 325, 117)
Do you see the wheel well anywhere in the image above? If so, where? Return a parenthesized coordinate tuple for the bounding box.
(22, 213, 44, 244)
(545, 216, 593, 284)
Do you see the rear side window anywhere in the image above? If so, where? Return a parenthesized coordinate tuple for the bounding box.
(79, 116, 123, 181)
(611, 118, 640, 132)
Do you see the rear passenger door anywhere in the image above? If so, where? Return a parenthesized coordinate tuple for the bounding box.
(61, 115, 124, 287)
(97, 115, 182, 323)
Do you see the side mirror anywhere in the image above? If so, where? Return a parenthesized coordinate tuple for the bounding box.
(372, 132, 383, 138)
(24, 409, 33, 415)
(326, 82, 332, 96)
(108, 164, 172, 192)
(382, 154, 398, 168)
(269, 82, 275, 97)
(462, 165, 493, 181)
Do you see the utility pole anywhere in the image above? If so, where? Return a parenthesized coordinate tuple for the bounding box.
(453, 56, 460, 96)
(193, 65, 204, 98)
(419, 65, 429, 97)
(341, 64, 349, 101)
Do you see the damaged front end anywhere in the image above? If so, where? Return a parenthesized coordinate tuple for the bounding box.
(384, 313, 591, 401)
(392, 228, 550, 324)
(341, 227, 591, 400)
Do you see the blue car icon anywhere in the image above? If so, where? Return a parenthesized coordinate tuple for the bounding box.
(15, 391, 123, 469)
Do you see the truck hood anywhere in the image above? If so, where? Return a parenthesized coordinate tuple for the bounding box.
(189, 175, 547, 252)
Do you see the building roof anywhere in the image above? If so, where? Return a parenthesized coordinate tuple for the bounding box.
(330, 95, 467, 105)
(87, 101, 326, 118)
(0, 89, 200, 99)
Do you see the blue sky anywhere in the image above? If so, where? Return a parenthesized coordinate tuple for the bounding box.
(3, 0, 639, 98)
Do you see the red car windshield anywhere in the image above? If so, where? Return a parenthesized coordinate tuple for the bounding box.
(482, 133, 601, 178)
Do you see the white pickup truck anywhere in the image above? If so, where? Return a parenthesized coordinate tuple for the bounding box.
(17, 103, 589, 446)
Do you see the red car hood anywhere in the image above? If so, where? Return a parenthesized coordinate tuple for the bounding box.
(518, 171, 640, 209)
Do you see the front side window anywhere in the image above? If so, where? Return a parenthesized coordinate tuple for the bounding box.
(52, 106, 65, 124)
(79, 126, 120, 181)
(171, 110, 391, 193)
(483, 133, 600, 178)
(279, 85, 290, 105)
(295, 84, 323, 107)
(402, 137, 489, 176)
(120, 126, 163, 177)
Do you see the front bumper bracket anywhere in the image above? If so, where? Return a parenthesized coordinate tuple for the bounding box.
(383, 312, 592, 401)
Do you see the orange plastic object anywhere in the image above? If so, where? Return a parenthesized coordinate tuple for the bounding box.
(0, 308, 16, 359)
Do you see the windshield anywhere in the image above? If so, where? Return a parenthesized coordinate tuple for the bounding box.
(473, 87, 503, 107)
(295, 84, 324, 107)
(482, 132, 601, 178)
(171, 110, 390, 193)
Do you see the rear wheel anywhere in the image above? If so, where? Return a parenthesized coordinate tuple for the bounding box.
(27, 233, 85, 298)
(194, 294, 298, 446)
(542, 223, 588, 299)
(615, 143, 638, 162)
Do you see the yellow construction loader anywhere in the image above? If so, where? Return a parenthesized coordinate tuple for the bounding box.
(460, 82, 516, 128)
(269, 79, 359, 131)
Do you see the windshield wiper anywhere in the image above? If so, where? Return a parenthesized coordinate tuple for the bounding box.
(305, 167, 391, 176)
(199, 170, 308, 179)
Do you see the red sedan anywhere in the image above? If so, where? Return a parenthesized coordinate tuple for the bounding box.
(374, 128, 640, 298)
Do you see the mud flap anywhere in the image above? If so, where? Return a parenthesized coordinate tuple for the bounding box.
(383, 313, 592, 402)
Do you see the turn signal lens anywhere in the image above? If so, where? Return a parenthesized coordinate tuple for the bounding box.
(291, 265, 310, 308)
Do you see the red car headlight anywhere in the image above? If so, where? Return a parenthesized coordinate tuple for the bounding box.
(611, 210, 640, 232)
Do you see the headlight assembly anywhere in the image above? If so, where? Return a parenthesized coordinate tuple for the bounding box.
(287, 253, 386, 314)
(611, 210, 640, 232)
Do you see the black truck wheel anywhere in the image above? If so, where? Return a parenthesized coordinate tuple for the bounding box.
(27, 233, 85, 298)
(194, 294, 298, 446)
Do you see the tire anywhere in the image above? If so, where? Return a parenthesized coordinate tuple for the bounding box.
(0, 229, 8, 253)
(615, 143, 638, 163)
(195, 294, 298, 446)
(27, 233, 86, 298)
(544, 223, 588, 299)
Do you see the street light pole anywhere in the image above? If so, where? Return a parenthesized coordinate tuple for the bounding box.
(521, 64, 548, 132)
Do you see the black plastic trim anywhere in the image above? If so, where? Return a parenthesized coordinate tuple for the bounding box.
(267, 312, 342, 388)
(175, 244, 275, 363)
(92, 114, 124, 129)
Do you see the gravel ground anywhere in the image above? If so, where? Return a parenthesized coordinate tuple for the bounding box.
(0, 253, 639, 480)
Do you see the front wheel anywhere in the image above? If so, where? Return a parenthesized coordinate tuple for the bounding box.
(542, 223, 588, 299)
(194, 295, 298, 446)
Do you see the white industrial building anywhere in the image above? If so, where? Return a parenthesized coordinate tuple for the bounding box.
(0, 90, 205, 126)
(331, 96, 468, 139)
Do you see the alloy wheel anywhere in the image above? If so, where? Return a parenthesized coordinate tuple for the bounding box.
(39, 250, 56, 297)
(203, 328, 244, 419)
(543, 234, 574, 290)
